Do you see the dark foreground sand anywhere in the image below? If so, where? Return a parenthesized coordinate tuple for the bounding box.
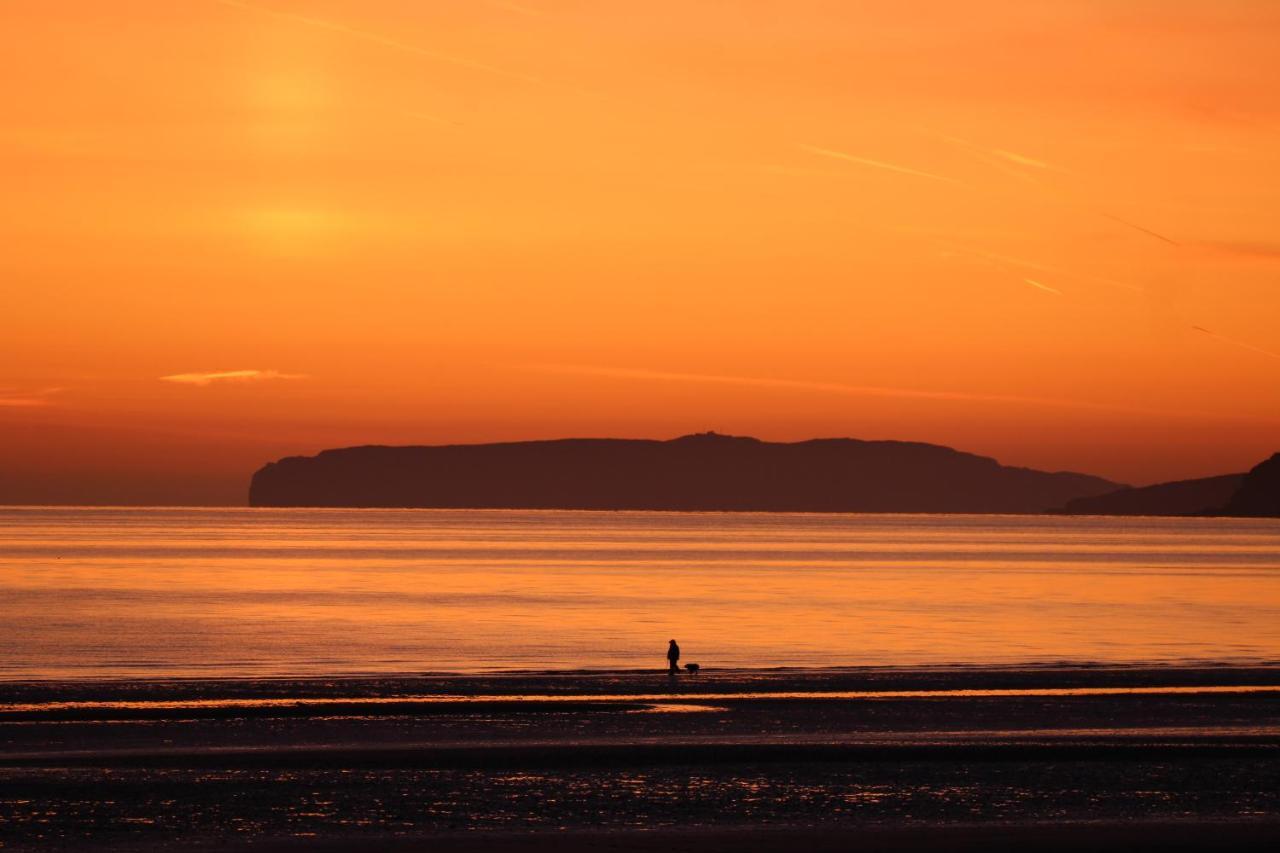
(2, 666, 1279, 851)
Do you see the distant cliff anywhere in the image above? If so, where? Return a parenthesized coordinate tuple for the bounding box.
(1054, 451, 1280, 518)
(249, 432, 1119, 513)
(1056, 473, 1245, 517)
(1219, 453, 1280, 517)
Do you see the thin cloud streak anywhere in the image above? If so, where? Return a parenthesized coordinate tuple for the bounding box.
(160, 370, 307, 386)
(935, 135, 1178, 247)
(213, 0, 542, 84)
(0, 387, 62, 407)
(942, 244, 1143, 293)
(1192, 326, 1280, 360)
(942, 135, 1056, 171)
(965, 151, 1044, 186)
(991, 148, 1051, 170)
(516, 363, 1226, 420)
(1024, 278, 1064, 295)
(1100, 213, 1180, 246)
(930, 133, 1056, 187)
(799, 145, 963, 185)
(0, 396, 51, 408)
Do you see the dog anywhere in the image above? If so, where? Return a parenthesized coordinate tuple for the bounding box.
(684, 663, 700, 674)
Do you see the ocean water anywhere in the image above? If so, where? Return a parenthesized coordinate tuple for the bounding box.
(1, 507, 1278, 679)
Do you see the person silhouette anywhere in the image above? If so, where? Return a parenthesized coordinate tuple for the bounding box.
(667, 639, 681, 675)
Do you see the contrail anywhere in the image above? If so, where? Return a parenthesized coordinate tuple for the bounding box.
(1100, 213, 1180, 246)
(213, 0, 542, 84)
(799, 145, 963, 185)
(934, 134, 1053, 187)
(966, 152, 1044, 186)
(1192, 326, 1280, 359)
(1023, 278, 1063, 296)
(990, 148, 1051, 170)
(516, 363, 1223, 419)
(942, 135, 1054, 170)
(943, 244, 1142, 293)
(937, 134, 1179, 247)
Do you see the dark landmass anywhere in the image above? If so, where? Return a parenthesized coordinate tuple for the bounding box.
(1221, 453, 1280, 517)
(1056, 451, 1280, 517)
(1057, 473, 1245, 516)
(249, 432, 1119, 513)
(3, 667, 1279, 851)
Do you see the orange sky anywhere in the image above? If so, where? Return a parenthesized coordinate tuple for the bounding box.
(2, 0, 1279, 505)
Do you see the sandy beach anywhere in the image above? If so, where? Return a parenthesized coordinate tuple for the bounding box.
(3, 665, 1279, 851)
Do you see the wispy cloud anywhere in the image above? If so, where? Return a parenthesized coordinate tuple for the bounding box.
(159, 369, 307, 386)
(798, 145, 963, 185)
(0, 387, 62, 408)
(942, 136, 1055, 171)
(515, 363, 1222, 419)
(1192, 326, 1280, 360)
(940, 135, 1059, 182)
(1023, 278, 1064, 296)
(987, 148, 1051, 170)
(214, 0, 542, 84)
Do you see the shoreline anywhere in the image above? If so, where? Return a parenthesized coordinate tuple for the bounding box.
(5, 662, 1280, 704)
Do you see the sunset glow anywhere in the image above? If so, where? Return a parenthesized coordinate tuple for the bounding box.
(3, 0, 1278, 504)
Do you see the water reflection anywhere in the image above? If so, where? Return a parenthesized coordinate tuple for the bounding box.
(2, 508, 1278, 678)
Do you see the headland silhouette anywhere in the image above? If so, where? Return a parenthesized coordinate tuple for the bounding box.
(248, 431, 1121, 513)
(1059, 452, 1280, 517)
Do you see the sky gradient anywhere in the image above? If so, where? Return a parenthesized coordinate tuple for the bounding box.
(2, 0, 1279, 505)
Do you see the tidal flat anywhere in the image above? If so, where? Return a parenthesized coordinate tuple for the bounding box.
(2, 666, 1279, 851)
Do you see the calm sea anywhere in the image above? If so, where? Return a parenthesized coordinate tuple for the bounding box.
(1, 507, 1278, 679)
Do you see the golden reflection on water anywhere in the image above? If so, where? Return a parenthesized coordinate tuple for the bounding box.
(1, 508, 1279, 678)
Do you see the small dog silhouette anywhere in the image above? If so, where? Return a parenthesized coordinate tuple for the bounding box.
(684, 663, 700, 674)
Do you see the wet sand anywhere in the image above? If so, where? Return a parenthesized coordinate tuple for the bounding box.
(2, 666, 1279, 851)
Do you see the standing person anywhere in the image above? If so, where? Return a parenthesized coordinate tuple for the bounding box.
(667, 639, 681, 674)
